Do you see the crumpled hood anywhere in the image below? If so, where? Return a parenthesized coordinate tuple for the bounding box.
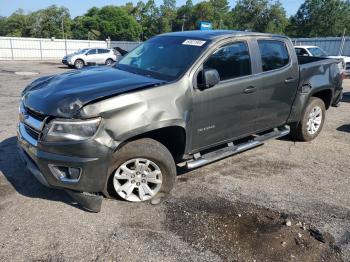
(22, 66, 164, 117)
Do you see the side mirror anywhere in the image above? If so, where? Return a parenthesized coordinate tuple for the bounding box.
(202, 68, 220, 89)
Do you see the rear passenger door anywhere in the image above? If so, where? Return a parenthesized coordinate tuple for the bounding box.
(254, 39, 299, 131)
(97, 49, 109, 64)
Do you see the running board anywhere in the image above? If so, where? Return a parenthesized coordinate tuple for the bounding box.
(186, 126, 290, 169)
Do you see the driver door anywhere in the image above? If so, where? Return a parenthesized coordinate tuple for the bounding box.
(189, 40, 261, 152)
(85, 49, 98, 64)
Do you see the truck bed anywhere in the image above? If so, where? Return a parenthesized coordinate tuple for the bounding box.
(297, 56, 341, 89)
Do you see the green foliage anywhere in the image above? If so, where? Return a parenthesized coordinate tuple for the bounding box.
(71, 6, 141, 41)
(286, 0, 350, 37)
(228, 0, 288, 34)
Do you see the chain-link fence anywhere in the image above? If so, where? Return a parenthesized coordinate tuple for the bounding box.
(0, 37, 140, 60)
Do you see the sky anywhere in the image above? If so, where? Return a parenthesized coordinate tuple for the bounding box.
(0, 0, 304, 18)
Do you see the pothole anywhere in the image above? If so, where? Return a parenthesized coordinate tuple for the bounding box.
(14, 71, 39, 76)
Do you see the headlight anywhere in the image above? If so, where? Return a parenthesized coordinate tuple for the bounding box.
(43, 117, 101, 142)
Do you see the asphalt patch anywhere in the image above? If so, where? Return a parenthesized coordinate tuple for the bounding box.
(165, 196, 343, 261)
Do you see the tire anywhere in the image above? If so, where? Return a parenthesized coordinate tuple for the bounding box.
(74, 59, 84, 69)
(103, 138, 176, 202)
(290, 97, 326, 141)
(105, 58, 114, 66)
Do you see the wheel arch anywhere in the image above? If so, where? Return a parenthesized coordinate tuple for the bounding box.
(116, 125, 187, 163)
(310, 88, 333, 109)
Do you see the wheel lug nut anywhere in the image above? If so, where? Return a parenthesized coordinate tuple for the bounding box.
(142, 179, 146, 183)
(131, 175, 135, 178)
(131, 180, 135, 183)
(141, 174, 146, 178)
(136, 182, 140, 186)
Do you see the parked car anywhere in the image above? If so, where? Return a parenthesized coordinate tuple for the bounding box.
(295, 45, 350, 78)
(19, 31, 343, 212)
(62, 48, 118, 69)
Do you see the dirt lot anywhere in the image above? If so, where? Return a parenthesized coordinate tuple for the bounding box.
(0, 61, 349, 262)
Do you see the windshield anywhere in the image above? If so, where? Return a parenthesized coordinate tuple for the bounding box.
(307, 47, 328, 57)
(117, 36, 209, 81)
(75, 48, 89, 55)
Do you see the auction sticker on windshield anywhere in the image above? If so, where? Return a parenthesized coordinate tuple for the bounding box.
(182, 39, 206, 46)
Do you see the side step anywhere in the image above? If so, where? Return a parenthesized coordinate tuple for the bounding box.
(186, 125, 290, 169)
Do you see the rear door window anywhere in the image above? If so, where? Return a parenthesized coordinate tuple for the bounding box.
(98, 49, 109, 54)
(258, 40, 289, 72)
(204, 42, 251, 81)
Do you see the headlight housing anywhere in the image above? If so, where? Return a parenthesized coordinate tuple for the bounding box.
(43, 117, 101, 142)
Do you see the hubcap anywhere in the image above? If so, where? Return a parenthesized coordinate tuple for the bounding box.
(306, 106, 322, 135)
(75, 61, 83, 69)
(113, 158, 162, 202)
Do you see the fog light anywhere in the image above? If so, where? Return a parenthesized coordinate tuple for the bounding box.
(49, 164, 81, 183)
(68, 167, 80, 180)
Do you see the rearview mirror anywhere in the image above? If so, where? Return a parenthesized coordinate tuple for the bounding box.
(202, 68, 220, 89)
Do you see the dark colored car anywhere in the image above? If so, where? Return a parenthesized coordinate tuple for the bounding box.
(18, 30, 343, 211)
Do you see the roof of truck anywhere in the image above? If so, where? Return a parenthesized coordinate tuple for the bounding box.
(159, 30, 288, 41)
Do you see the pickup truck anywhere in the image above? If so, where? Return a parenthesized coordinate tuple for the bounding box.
(18, 30, 343, 212)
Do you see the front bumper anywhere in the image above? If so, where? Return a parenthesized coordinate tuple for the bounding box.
(17, 123, 113, 193)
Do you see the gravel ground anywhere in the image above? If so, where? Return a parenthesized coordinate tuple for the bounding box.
(0, 61, 349, 262)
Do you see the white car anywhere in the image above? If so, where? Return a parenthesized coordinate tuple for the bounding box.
(295, 45, 350, 77)
(62, 48, 119, 69)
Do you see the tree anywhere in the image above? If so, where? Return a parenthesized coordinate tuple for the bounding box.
(286, 0, 350, 37)
(228, 0, 288, 33)
(191, 1, 215, 29)
(29, 5, 72, 39)
(71, 6, 141, 41)
(209, 0, 229, 29)
(159, 0, 177, 33)
(173, 0, 195, 31)
(0, 17, 7, 36)
(3, 9, 31, 37)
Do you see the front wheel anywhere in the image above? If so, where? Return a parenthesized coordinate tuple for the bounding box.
(290, 97, 326, 141)
(105, 58, 114, 66)
(103, 138, 176, 202)
(74, 59, 84, 69)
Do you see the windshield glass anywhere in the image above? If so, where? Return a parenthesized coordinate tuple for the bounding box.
(75, 48, 89, 55)
(307, 47, 328, 57)
(117, 36, 209, 81)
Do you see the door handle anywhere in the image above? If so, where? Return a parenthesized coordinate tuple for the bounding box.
(243, 86, 257, 94)
(285, 77, 297, 83)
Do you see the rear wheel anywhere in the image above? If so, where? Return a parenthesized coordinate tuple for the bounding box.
(74, 59, 84, 69)
(103, 138, 176, 202)
(290, 97, 326, 141)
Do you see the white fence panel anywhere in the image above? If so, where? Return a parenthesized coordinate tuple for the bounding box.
(0, 37, 140, 60)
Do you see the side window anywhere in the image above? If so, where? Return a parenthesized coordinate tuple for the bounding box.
(204, 42, 251, 81)
(258, 40, 289, 72)
(98, 49, 109, 54)
(295, 48, 308, 56)
(86, 49, 97, 55)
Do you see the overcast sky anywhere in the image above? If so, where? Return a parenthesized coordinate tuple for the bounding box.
(0, 0, 304, 18)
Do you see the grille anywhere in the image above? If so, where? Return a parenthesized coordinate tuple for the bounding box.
(25, 106, 46, 121)
(24, 125, 40, 140)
